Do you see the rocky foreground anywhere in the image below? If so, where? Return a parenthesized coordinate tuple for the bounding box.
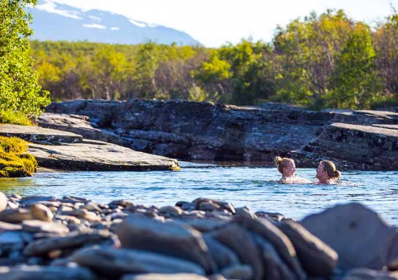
(42, 100, 398, 170)
(0, 192, 397, 280)
(0, 124, 179, 172)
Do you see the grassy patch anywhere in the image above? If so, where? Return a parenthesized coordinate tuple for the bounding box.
(0, 136, 37, 177)
(0, 110, 33, 126)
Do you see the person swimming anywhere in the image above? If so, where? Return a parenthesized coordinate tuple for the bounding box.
(274, 156, 301, 183)
(316, 160, 341, 184)
(274, 156, 313, 184)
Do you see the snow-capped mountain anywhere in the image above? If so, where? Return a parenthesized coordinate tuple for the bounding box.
(28, 0, 200, 46)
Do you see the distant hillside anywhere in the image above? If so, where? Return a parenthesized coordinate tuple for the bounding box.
(28, 0, 200, 46)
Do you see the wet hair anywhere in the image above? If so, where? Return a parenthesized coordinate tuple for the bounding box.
(274, 156, 294, 174)
(321, 160, 341, 180)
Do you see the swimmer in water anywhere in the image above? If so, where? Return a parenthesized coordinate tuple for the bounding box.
(316, 160, 341, 184)
(274, 156, 310, 184)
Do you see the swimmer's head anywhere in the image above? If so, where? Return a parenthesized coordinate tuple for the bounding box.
(275, 156, 296, 177)
(317, 160, 341, 183)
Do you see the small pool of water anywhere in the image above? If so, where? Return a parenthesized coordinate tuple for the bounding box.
(1, 167, 398, 224)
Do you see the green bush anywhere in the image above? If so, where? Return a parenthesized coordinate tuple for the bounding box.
(0, 110, 33, 126)
(0, 0, 50, 119)
(0, 136, 37, 177)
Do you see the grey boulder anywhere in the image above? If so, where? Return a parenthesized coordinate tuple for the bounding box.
(278, 220, 338, 277)
(301, 203, 398, 271)
(121, 273, 209, 280)
(253, 233, 297, 280)
(72, 247, 205, 276)
(344, 268, 398, 280)
(210, 223, 263, 280)
(234, 215, 306, 279)
(0, 265, 95, 280)
(0, 192, 7, 213)
(116, 215, 216, 273)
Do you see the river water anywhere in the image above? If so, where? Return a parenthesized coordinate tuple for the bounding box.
(1, 166, 398, 224)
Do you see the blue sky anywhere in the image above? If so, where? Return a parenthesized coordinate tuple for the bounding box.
(41, 0, 398, 47)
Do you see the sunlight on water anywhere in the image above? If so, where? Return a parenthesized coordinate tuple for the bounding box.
(1, 168, 398, 224)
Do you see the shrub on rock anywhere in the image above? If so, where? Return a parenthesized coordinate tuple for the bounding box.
(0, 136, 37, 177)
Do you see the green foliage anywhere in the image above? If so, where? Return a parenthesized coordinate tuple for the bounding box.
(0, 110, 33, 126)
(373, 11, 398, 103)
(29, 9, 398, 109)
(196, 51, 231, 83)
(0, 136, 37, 177)
(195, 41, 275, 105)
(327, 24, 381, 109)
(31, 41, 202, 100)
(272, 10, 355, 106)
(0, 0, 50, 117)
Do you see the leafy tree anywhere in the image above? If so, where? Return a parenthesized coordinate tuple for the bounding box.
(0, 0, 50, 117)
(328, 23, 381, 109)
(194, 50, 232, 101)
(195, 40, 275, 105)
(90, 46, 131, 100)
(373, 10, 398, 104)
(273, 10, 354, 106)
(220, 41, 275, 105)
(133, 42, 163, 99)
(154, 51, 205, 100)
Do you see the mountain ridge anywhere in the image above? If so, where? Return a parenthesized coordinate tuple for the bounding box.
(29, 0, 201, 46)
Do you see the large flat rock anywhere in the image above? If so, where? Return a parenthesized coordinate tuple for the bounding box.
(29, 140, 179, 171)
(38, 113, 124, 145)
(372, 124, 398, 131)
(0, 124, 179, 171)
(0, 124, 82, 143)
(332, 123, 398, 137)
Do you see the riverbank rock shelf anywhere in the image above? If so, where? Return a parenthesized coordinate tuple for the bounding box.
(42, 100, 398, 170)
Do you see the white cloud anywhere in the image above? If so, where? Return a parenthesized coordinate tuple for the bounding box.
(129, 19, 146, 28)
(110, 27, 120, 31)
(35, 0, 82, 20)
(88, 15, 101, 21)
(83, 23, 107, 29)
(46, 0, 398, 47)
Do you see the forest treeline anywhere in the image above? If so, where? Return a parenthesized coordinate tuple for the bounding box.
(31, 9, 398, 109)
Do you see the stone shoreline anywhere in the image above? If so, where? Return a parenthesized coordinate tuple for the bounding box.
(0, 192, 397, 280)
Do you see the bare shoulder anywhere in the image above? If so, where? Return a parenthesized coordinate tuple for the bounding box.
(278, 178, 290, 184)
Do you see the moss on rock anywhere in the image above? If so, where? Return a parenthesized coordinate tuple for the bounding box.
(0, 136, 37, 177)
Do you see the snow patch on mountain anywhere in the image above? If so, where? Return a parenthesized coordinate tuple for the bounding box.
(88, 15, 101, 22)
(83, 23, 107, 29)
(35, 0, 82, 20)
(129, 19, 147, 28)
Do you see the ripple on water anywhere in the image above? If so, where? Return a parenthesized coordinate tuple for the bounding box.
(1, 167, 398, 224)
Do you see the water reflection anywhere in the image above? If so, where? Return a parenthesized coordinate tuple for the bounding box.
(0, 178, 36, 195)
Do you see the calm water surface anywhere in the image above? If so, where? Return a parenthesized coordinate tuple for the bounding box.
(0, 167, 397, 223)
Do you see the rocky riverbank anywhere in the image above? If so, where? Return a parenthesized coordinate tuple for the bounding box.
(0, 193, 397, 279)
(42, 100, 398, 170)
(0, 124, 179, 172)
